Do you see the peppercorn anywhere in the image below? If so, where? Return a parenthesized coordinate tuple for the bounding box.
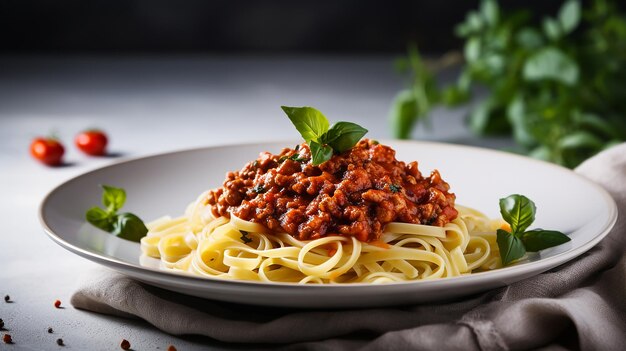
(3, 295, 9, 303)
(54, 300, 61, 308)
(0, 319, 4, 329)
(120, 339, 131, 350)
(167, 345, 177, 351)
(48, 327, 54, 333)
(56, 338, 64, 346)
(3, 334, 12, 344)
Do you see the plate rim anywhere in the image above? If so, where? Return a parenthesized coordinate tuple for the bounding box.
(39, 139, 619, 291)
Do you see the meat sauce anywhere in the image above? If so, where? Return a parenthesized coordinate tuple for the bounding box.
(206, 139, 458, 242)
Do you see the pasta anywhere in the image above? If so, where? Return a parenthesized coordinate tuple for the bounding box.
(140, 192, 504, 284)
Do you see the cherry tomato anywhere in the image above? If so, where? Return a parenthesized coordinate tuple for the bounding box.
(75, 130, 108, 156)
(30, 137, 65, 166)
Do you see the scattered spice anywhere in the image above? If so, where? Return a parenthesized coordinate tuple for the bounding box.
(389, 184, 402, 193)
(252, 184, 266, 194)
(239, 230, 253, 244)
(3, 334, 12, 344)
(120, 339, 131, 350)
(56, 338, 64, 346)
(0, 319, 4, 329)
(47, 327, 54, 334)
(54, 300, 61, 308)
(167, 345, 177, 351)
(4, 295, 9, 303)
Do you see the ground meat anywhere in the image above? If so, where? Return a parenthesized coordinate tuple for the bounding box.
(206, 139, 458, 242)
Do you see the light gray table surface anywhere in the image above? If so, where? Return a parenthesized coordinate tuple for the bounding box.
(0, 55, 511, 350)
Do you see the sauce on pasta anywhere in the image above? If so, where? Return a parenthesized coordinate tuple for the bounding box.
(206, 139, 458, 242)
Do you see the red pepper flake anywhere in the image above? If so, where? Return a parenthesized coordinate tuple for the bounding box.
(3, 295, 9, 303)
(167, 345, 177, 351)
(2, 334, 12, 344)
(120, 339, 131, 350)
(54, 300, 62, 308)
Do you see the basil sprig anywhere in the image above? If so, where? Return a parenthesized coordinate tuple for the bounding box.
(86, 185, 148, 242)
(281, 106, 368, 165)
(497, 194, 571, 265)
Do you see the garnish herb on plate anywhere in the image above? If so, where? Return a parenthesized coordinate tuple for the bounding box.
(497, 194, 570, 265)
(85, 185, 148, 242)
(281, 106, 368, 165)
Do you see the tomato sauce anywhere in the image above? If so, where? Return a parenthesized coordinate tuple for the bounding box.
(206, 140, 458, 242)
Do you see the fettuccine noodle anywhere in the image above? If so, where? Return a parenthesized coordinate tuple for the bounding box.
(141, 192, 503, 284)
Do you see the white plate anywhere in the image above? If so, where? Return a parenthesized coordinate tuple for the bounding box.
(39, 141, 617, 308)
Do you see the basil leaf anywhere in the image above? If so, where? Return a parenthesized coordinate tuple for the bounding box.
(542, 18, 562, 41)
(309, 140, 333, 166)
(111, 212, 148, 242)
(506, 95, 535, 147)
(281, 106, 329, 142)
(516, 28, 544, 50)
(389, 90, 419, 139)
(480, 0, 499, 27)
(523, 47, 579, 86)
(322, 121, 368, 153)
(497, 229, 526, 266)
(499, 194, 536, 234)
(101, 185, 126, 213)
(558, 0, 580, 35)
(557, 131, 604, 150)
(86, 207, 114, 232)
(521, 229, 571, 252)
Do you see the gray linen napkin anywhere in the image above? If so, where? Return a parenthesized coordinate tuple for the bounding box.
(71, 143, 626, 350)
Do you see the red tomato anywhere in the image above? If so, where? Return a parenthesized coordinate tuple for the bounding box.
(30, 137, 65, 166)
(75, 130, 108, 156)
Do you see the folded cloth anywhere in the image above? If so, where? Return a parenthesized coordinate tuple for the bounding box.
(71, 143, 626, 350)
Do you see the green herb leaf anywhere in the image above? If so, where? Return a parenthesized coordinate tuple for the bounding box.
(86, 185, 148, 242)
(86, 207, 114, 232)
(389, 90, 419, 139)
(101, 185, 126, 213)
(282, 105, 368, 165)
(506, 95, 535, 147)
(523, 47, 579, 86)
(111, 212, 148, 242)
(253, 185, 266, 194)
(516, 28, 544, 49)
(542, 18, 562, 41)
(289, 154, 307, 163)
(389, 184, 401, 193)
(465, 37, 481, 62)
(558, 0, 581, 35)
(480, 0, 499, 27)
(322, 122, 368, 153)
(558, 131, 604, 150)
(309, 140, 334, 166)
(499, 194, 536, 234)
(281, 106, 329, 142)
(497, 229, 527, 265)
(521, 229, 571, 252)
